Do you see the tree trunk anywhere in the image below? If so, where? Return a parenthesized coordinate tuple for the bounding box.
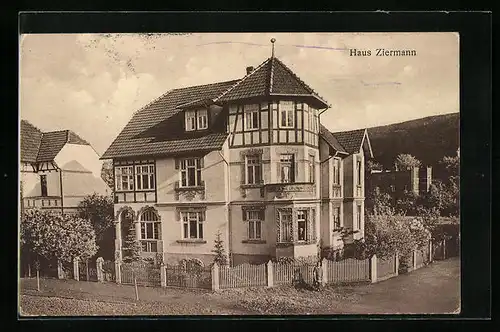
(28, 264, 31, 278)
(36, 269, 40, 292)
(86, 259, 90, 281)
(134, 275, 139, 301)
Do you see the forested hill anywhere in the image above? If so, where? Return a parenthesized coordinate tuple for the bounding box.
(367, 112, 459, 169)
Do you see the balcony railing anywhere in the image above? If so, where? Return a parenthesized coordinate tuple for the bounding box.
(265, 182, 315, 200)
(24, 197, 62, 209)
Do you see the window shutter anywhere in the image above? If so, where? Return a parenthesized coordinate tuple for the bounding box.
(259, 210, 265, 221)
(242, 209, 247, 221)
(199, 157, 204, 168)
(277, 162, 281, 182)
(241, 162, 246, 185)
(175, 210, 180, 221)
(175, 159, 179, 170)
(294, 156, 299, 180)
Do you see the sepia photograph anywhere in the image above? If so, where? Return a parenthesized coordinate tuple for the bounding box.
(19, 32, 460, 316)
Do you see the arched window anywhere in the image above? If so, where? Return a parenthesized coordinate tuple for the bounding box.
(139, 208, 161, 253)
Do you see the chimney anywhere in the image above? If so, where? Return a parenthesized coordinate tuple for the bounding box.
(246, 66, 254, 75)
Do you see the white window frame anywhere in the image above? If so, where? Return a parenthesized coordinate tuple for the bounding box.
(40, 175, 47, 197)
(245, 155, 262, 185)
(244, 105, 259, 130)
(278, 209, 292, 243)
(197, 109, 208, 130)
(333, 158, 341, 185)
(279, 101, 295, 128)
(297, 210, 308, 242)
(135, 164, 155, 191)
(246, 210, 263, 240)
(333, 206, 341, 230)
(180, 158, 202, 187)
(115, 166, 135, 192)
(185, 110, 197, 131)
(356, 158, 362, 186)
(356, 205, 362, 230)
(280, 154, 295, 183)
(181, 211, 205, 240)
(308, 154, 315, 183)
(139, 209, 161, 252)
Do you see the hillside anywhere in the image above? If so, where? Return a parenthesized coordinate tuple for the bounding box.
(367, 113, 459, 170)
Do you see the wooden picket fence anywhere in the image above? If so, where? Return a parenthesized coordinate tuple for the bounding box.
(219, 263, 267, 289)
(273, 262, 316, 286)
(164, 264, 212, 289)
(120, 262, 161, 287)
(377, 254, 397, 280)
(325, 257, 370, 283)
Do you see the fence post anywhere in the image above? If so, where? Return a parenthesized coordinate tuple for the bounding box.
(96, 257, 104, 282)
(394, 252, 399, 276)
(321, 258, 328, 286)
(57, 260, 64, 279)
(370, 254, 377, 283)
(429, 239, 433, 263)
(443, 238, 447, 260)
(266, 260, 274, 288)
(160, 263, 166, 288)
(413, 249, 418, 270)
(73, 257, 80, 281)
(115, 259, 122, 284)
(211, 263, 220, 291)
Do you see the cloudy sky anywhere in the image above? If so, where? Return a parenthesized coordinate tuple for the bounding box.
(20, 32, 459, 155)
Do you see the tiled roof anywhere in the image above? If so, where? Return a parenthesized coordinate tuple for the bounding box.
(21, 120, 91, 163)
(20, 120, 43, 163)
(319, 124, 347, 154)
(216, 57, 328, 107)
(37, 130, 90, 162)
(101, 80, 238, 159)
(331, 129, 367, 154)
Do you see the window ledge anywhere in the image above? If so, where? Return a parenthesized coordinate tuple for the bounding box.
(241, 183, 264, 189)
(175, 186, 205, 191)
(242, 240, 266, 244)
(176, 239, 207, 244)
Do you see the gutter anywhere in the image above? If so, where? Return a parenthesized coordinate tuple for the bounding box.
(59, 167, 64, 214)
(218, 149, 233, 265)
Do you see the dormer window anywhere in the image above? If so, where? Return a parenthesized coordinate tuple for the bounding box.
(245, 104, 259, 130)
(185, 109, 208, 131)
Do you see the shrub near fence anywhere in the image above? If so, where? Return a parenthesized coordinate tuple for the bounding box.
(164, 264, 212, 289)
(219, 263, 267, 289)
(326, 257, 370, 284)
(120, 262, 161, 287)
(101, 260, 115, 282)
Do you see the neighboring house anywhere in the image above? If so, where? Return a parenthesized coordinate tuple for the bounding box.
(102, 49, 374, 266)
(367, 165, 433, 198)
(20, 120, 110, 215)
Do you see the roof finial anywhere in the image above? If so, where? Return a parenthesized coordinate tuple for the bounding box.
(271, 38, 276, 57)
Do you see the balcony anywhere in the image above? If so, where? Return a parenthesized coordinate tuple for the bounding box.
(24, 197, 62, 210)
(332, 184, 342, 198)
(264, 182, 316, 200)
(174, 181, 206, 201)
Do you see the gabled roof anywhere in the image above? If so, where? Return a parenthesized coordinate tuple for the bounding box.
(21, 120, 91, 163)
(216, 57, 329, 108)
(20, 120, 43, 163)
(332, 128, 374, 158)
(319, 124, 347, 154)
(101, 80, 238, 160)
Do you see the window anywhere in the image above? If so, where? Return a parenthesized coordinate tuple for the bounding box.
(279, 101, 294, 128)
(185, 110, 196, 131)
(180, 158, 202, 187)
(181, 211, 205, 239)
(280, 154, 295, 183)
(356, 205, 362, 230)
(197, 109, 208, 130)
(278, 209, 292, 242)
(246, 155, 262, 184)
(308, 155, 315, 183)
(135, 164, 155, 190)
(40, 175, 47, 197)
(140, 209, 161, 252)
(245, 105, 259, 130)
(115, 166, 134, 191)
(297, 210, 308, 241)
(246, 210, 263, 240)
(333, 159, 340, 184)
(333, 207, 341, 230)
(356, 158, 362, 186)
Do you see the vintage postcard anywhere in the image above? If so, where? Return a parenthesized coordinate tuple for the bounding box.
(19, 32, 460, 316)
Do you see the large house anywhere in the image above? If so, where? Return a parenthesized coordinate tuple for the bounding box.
(20, 120, 110, 215)
(102, 47, 373, 266)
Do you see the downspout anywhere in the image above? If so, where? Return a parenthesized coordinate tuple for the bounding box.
(59, 167, 64, 214)
(218, 149, 232, 265)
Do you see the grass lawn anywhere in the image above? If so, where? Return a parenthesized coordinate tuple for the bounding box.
(19, 258, 460, 316)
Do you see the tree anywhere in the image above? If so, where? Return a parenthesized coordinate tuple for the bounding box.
(366, 187, 395, 216)
(21, 209, 98, 263)
(121, 221, 143, 264)
(395, 153, 421, 170)
(212, 230, 228, 266)
(395, 190, 419, 216)
(77, 193, 115, 259)
(101, 161, 114, 194)
(366, 160, 383, 173)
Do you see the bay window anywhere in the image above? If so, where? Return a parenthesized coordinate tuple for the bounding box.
(297, 210, 308, 241)
(277, 209, 292, 243)
(308, 154, 315, 183)
(115, 166, 134, 191)
(245, 104, 259, 130)
(181, 211, 205, 240)
(180, 158, 202, 187)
